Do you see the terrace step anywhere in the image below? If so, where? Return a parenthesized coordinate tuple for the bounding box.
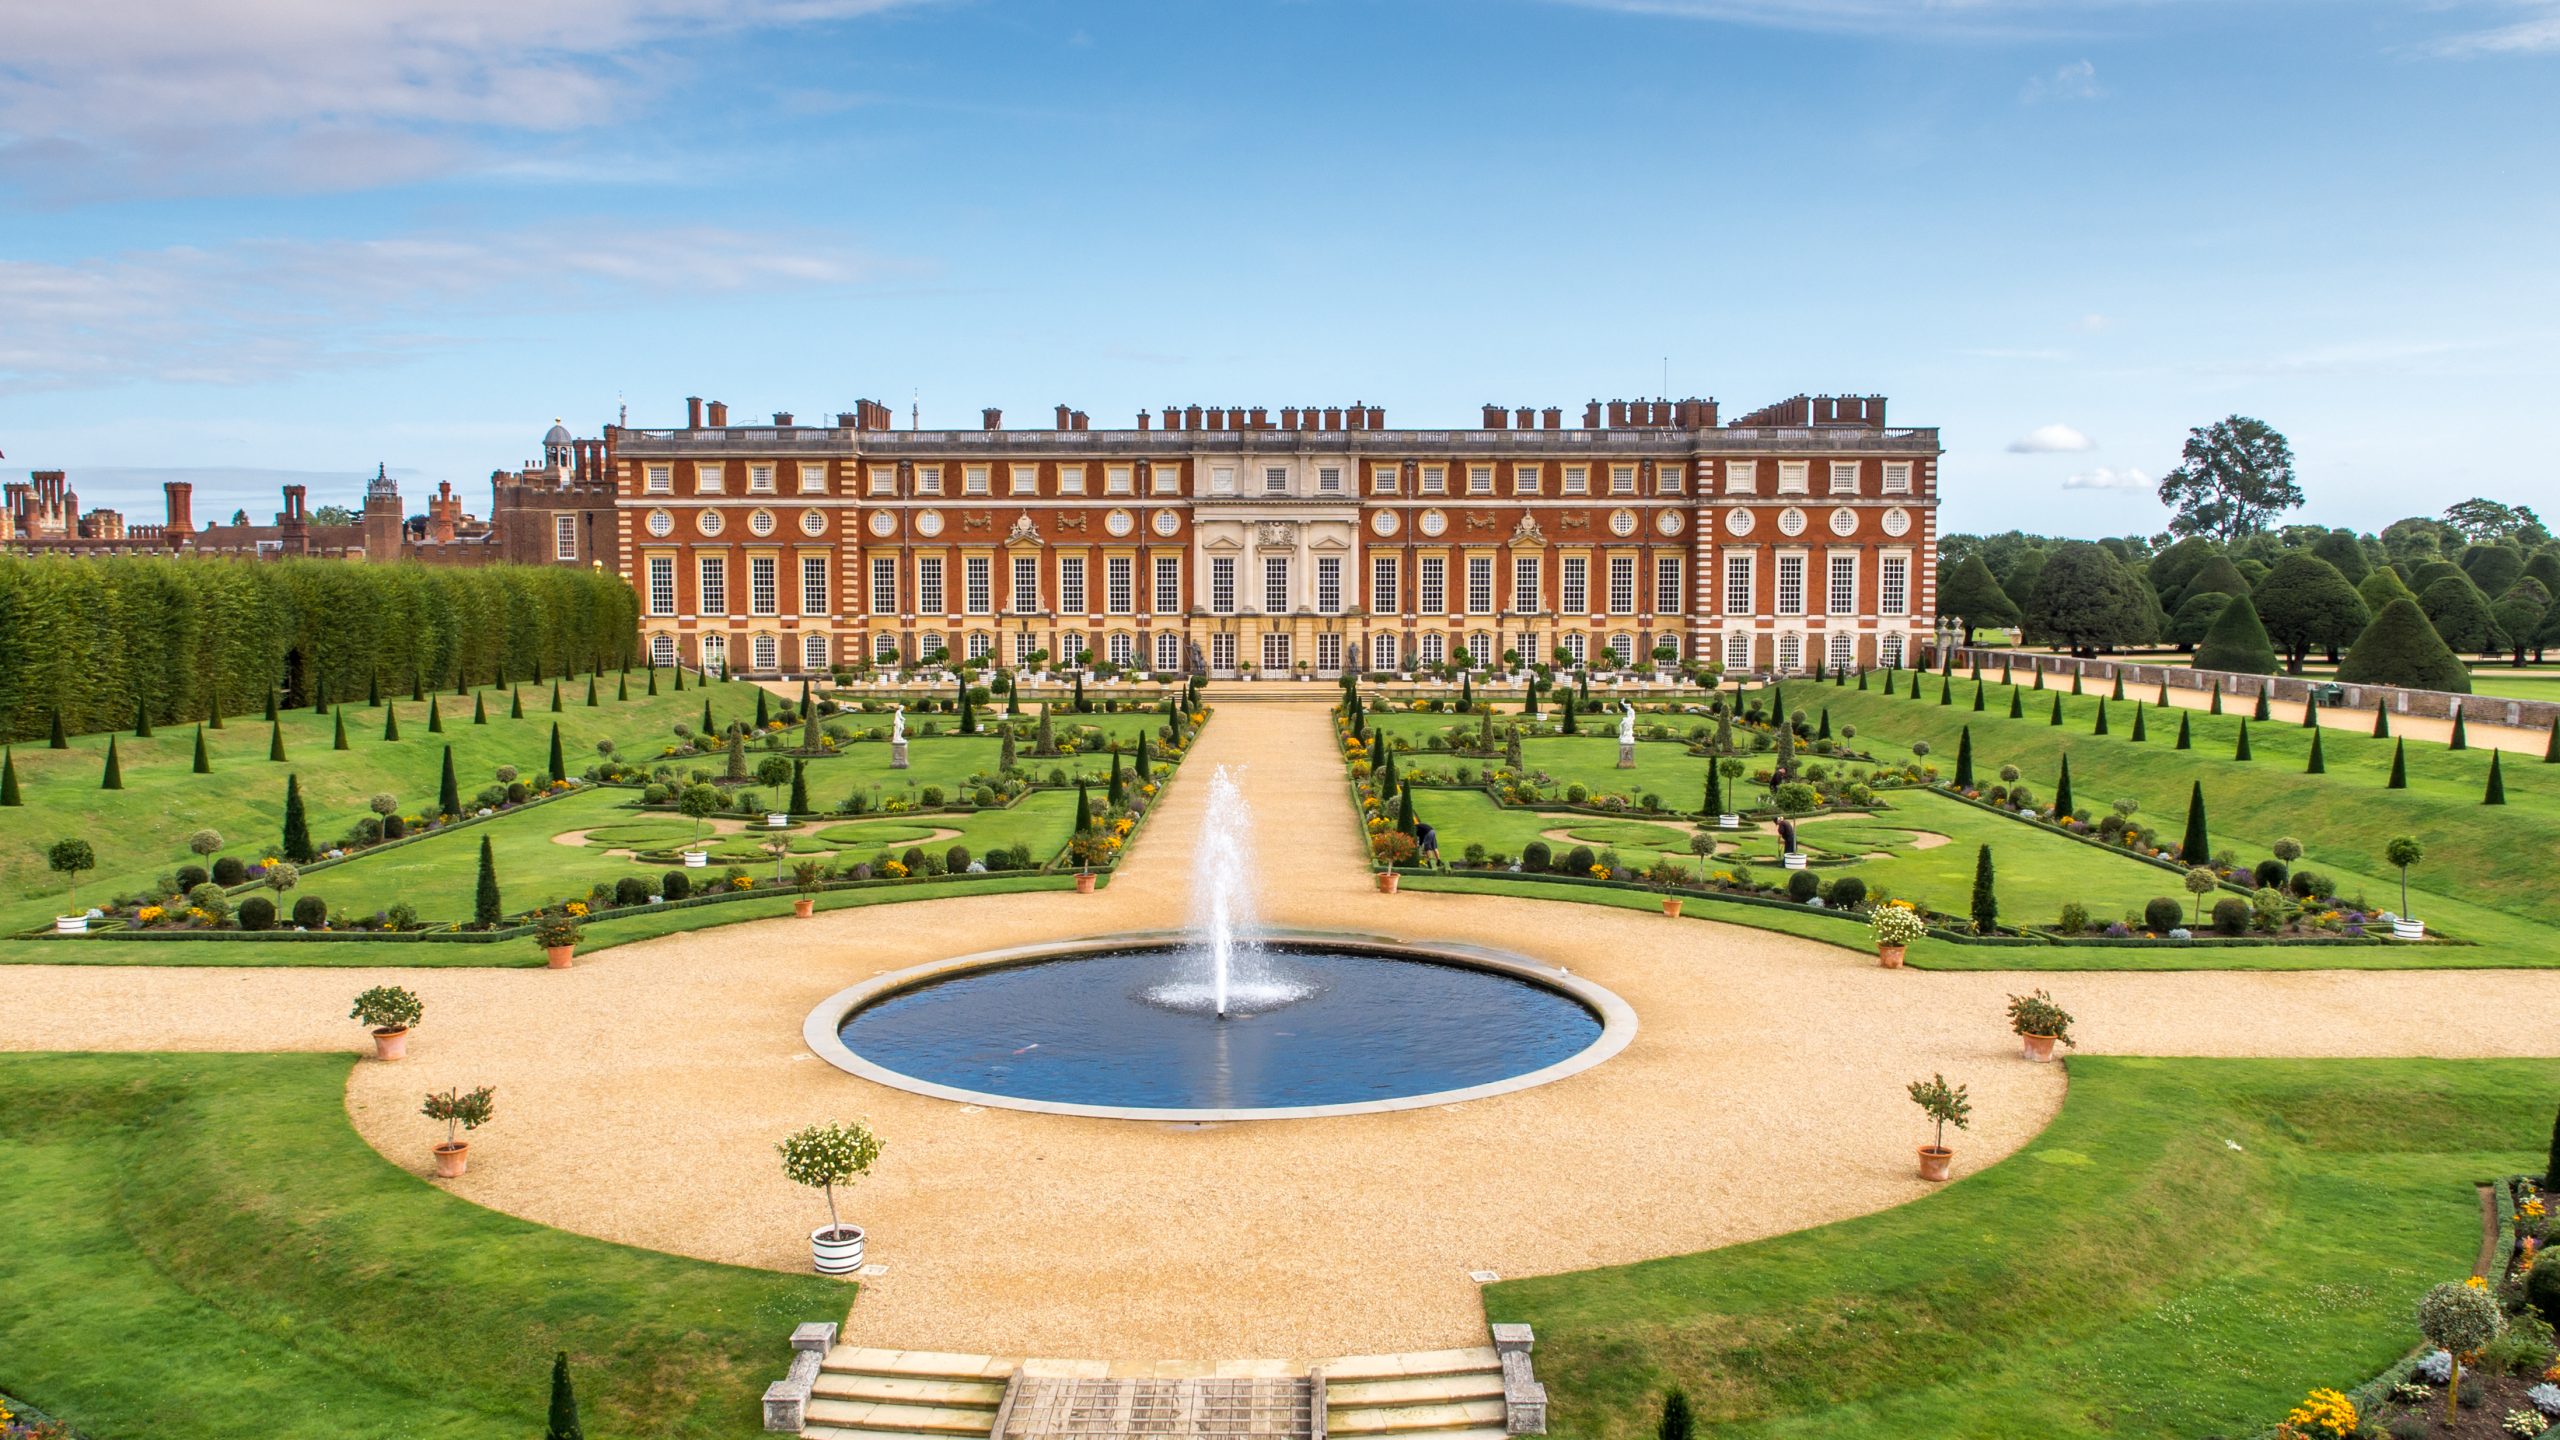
(803, 1397, 1001, 1435)
(1325, 1398, 1509, 1436)
(1322, 1373, 1505, 1408)
(805, 1428, 989, 1440)
(811, 1373, 1007, 1408)
(1314, 1348, 1501, 1382)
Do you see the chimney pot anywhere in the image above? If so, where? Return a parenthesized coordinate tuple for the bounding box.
(1323, 407, 1342, 431)
(1055, 404, 1072, 430)
(686, 396, 703, 428)
(1138, 410, 1152, 431)
(982, 407, 1003, 431)
(1367, 406, 1384, 429)
(1543, 407, 1561, 429)
(1280, 407, 1298, 430)
(1583, 401, 1602, 428)
(706, 400, 729, 427)
(1482, 404, 1506, 430)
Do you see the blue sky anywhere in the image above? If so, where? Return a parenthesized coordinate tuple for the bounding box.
(2, 0, 2554, 535)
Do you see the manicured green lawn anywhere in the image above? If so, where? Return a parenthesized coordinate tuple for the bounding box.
(810, 791, 1080, 865)
(1797, 681, 2556, 957)
(1399, 785, 2190, 927)
(0, 671, 776, 931)
(0, 1051, 847, 1438)
(1492, 1057, 2552, 1440)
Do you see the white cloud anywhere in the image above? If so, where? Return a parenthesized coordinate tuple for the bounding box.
(2419, 2, 2560, 55)
(2061, 466, 2152, 491)
(2022, 59, 2104, 102)
(2008, 423, 2096, 453)
(0, 0, 930, 197)
(0, 225, 887, 393)
(1539, 1, 2205, 40)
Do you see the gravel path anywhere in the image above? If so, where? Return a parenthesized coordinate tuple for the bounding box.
(5, 701, 2559, 1364)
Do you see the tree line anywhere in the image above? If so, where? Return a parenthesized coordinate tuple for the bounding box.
(0, 556, 640, 742)
(1939, 418, 2557, 695)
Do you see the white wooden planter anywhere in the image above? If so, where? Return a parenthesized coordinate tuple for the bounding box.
(2392, 917, 2425, 940)
(683, 850, 709, 869)
(55, 914, 88, 934)
(811, 1224, 865, 1275)
(1718, 814, 1739, 829)
(767, 813, 790, 828)
(1782, 852, 1808, 871)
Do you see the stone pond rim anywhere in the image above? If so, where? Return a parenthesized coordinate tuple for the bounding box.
(801, 928, 1638, 1122)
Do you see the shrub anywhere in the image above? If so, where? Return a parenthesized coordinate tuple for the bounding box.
(175, 864, 209, 891)
(290, 895, 328, 929)
(1786, 870, 1821, 902)
(614, 876, 653, 907)
(946, 845, 970, 874)
(2292, 870, 2336, 900)
(755, 756, 793, 788)
(1825, 876, 1868, 908)
(2143, 896, 2185, 933)
(661, 870, 692, 901)
(1522, 840, 1552, 873)
(919, 785, 945, 807)
(212, 856, 247, 886)
(2211, 897, 2252, 935)
(350, 985, 423, 1031)
(1564, 845, 1596, 877)
(642, 783, 671, 805)
(2056, 902, 2090, 936)
(2254, 858, 2289, 889)
(2528, 1254, 2560, 1331)
(237, 896, 276, 930)
(1565, 782, 1589, 804)
(902, 846, 927, 873)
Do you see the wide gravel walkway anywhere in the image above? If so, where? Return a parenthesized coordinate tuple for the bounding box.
(5, 700, 2559, 1363)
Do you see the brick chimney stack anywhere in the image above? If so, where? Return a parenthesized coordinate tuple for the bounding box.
(706, 400, 729, 427)
(686, 396, 703, 429)
(162, 480, 195, 535)
(982, 407, 1003, 431)
(428, 482, 461, 544)
(279, 484, 310, 555)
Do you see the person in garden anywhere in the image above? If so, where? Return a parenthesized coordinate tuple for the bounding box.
(1776, 815, 1798, 855)
(1414, 820, 1442, 871)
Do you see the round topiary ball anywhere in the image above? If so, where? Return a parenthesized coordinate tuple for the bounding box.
(2144, 896, 2185, 934)
(2211, 897, 2252, 936)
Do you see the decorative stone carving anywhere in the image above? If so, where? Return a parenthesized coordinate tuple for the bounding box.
(1055, 511, 1088, 533)
(1006, 511, 1041, 544)
(961, 512, 993, 532)
(1256, 520, 1298, 546)
(1558, 510, 1591, 530)
(1510, 514, 1547, 546)
(1465, 511, 1499, 532)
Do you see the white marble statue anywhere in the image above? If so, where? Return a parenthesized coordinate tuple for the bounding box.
(1618, 701, 1636, 745)
(890, 704, 906, 745)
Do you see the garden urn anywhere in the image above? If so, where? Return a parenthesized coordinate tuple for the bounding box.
(1876, 944, 1906, 969)
(1074, 873, 1097, 895)
(2019, 1032, 2059, 1063)
(1918, 1145, 1953, 1182)
(433, 1141, 470, 1179)
(372, 1026, 410, 1062)
(812, 1224, 865, 1274)
(545, 945, 574, 969)
(793, 898, 816, 919)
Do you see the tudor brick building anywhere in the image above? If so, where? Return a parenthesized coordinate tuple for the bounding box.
(610, 393, 1942, 680)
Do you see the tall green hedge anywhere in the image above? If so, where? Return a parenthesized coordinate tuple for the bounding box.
(0, 557, 637, 743)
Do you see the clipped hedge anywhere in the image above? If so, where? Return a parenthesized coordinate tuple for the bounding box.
(0, 555, 640, 742)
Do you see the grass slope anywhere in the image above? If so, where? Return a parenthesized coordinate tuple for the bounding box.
(0, 1052, 846, 1439)
(0, 672, 775, 930)
(1492, 1056, 2554, 1440)
(1797, 682, 2555, 953)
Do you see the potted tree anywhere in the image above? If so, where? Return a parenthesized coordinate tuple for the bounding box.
(534, 911, 582, 969)
(1870, 902, 1926, 968)
(2416, 1280, 2505, 1427)
(2005, 989, 2075, 1062)
(792, 861, 823, 918)
(778, 1119, 883, 1274)
(1067, 831, 1108, 895)
(1646, 855, 1687, 917)
(1907, 1073, 1970, 1181)
(2385, 834, 2425, 939)
(1372, 830, 1417, 893)
(350, 984, 424, 1061)
(48, 837, 95, 933)
(1716, 760, 1746, 828)
(422, 1084, 495, 1177)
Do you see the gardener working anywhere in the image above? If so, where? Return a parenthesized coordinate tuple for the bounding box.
(1414, 820, 1442, 869)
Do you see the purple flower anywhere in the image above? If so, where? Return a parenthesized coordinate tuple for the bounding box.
(2104, 921, 2133, 938)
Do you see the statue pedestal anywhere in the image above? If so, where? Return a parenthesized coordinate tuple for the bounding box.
(1616, 740, 1636, 769)
(890, 740, 910, 770)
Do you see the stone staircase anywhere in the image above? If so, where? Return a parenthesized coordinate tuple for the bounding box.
(1319, 1346, 1510, 1440)
(768, 1331, 1542, 1440)
(799, 1348, 1011, 1440)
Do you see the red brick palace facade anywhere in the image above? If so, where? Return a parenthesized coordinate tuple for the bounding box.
(609, 394, 1941, 679)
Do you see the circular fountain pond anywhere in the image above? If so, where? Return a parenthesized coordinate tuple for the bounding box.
(804, 936, 1633, 1120)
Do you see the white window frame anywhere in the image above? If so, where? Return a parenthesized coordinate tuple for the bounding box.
(798, 463, 827, 495)
(1884, 461, 1913, 494)
(1316, 556, 1342, 615)
(647, 555, 675, 615)
(965, 556, 992, 615)
(1725, 460, 1757, 495)
(1058, 466, 1086, 496)
(1829, 461, 1861, 494)
(871, 557, 897, 615)
(1371, 555, 1399, 615)
(1210, 557, 1236, 614)
(1263, 555, 1289, 613)
(1106, 556, 1134, 615)
(1466, 555, 1494, 615)
(1155, 631, 1181, 671)
(802, 554, 830, 614)
(752, 633, 778, 671)
(1827, 554, 1857, 615)
(1009, 465, 1038, 497)
(1778, 461, 1809, 495)
(1512, 556, 1541, 613)
(1371, 465, 1400, 496)
(1724, 553, 1754, 616)
(1154, 555, 1181, 613)
(917, 556, 944, 614)
(1059, 555, 1086, 614)
(1418, 556, 1446, 614)
(695, 463, 725, 495)
(1655, 556, 1681, 615)
(1210, 633, 1236, 672)
(698, 555, 727, 615)
(804, 633, 829, 670)
(651, 632, 678, 665)
(645, 464, 672, 495)
(1607, 555, 1636, 615)
(553, 513, 577, 561)
(1881, 554, 1910, 616)
(749, 555, 778, 616)
(1775, 554, 1806, 617)
(1010, 555, 1038, 613)
(1560, 556, 1588, 614)
(1725, 631, 1752, 671)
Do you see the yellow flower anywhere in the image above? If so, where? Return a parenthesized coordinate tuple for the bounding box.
(2466, 1274, 2489, 1289)
(881, 860, 908, 877)
(565, 901, 589, 917)
(137, 905, 165, 923)
(732, 876, 754, 889)
(1588, 864, 1610, 879)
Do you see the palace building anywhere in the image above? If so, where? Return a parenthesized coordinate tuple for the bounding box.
(609, 392, 1941, 680)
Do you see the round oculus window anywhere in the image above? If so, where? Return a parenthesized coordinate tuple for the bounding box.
(696, 509, 724, 538)
(645, 509, 674, 538)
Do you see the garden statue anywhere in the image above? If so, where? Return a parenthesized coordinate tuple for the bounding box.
(1617, 701, 1637, 769)
(890, 704, 910, 770)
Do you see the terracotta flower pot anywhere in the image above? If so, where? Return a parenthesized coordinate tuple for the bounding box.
(433, 1141, 470, 1179)
(1918, 1145, 1953, 1182)
(2020, 1031, 2059, 1062)
(1877, 944, 1906, 969)
(372, 1026, 409, 1062)
(1379, 871, 1401, 894)
(545, 945, 574, 969)
(1661, 897, 1683, 918)
(1074, 873, 1097, 895)
(792, 898, 815, 918)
